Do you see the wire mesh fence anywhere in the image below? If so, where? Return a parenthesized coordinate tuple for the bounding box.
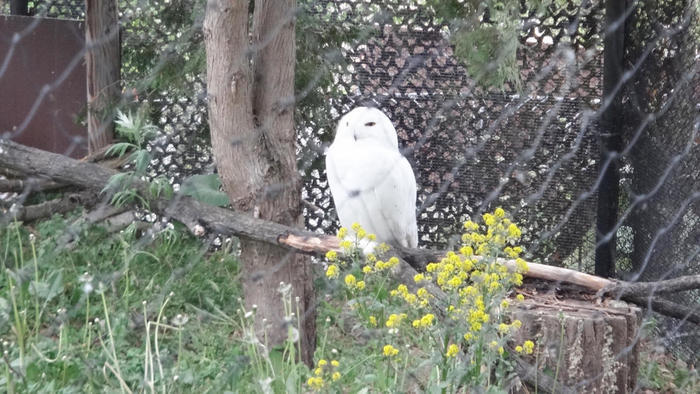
(1, 0, 698, 388)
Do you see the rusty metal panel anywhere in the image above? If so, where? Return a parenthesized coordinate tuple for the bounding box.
(0, 15, 87, 158)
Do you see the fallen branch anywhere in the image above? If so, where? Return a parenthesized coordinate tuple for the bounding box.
(627, 294, 700, 325)
(0, 177, 65, 193)
(598, 275, 700, 298)
(1, 139, 698, 325)
(3, 191, 97, 223)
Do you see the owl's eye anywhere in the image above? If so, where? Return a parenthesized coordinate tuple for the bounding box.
(364, 121, 376, 127)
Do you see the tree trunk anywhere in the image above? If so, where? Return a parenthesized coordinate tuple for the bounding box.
(203, 0, 315, 364)
(511, 296, 641, 393)
(85, 0, 120, 153)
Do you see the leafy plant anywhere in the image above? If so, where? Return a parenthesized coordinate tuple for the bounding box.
(102, 109, 173, 207)
(179, 174, 230, 207)
(318, 208, 534, 391)
(429, 0, 572, 90)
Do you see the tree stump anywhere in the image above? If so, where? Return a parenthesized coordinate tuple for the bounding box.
(510, 282, 641, 394)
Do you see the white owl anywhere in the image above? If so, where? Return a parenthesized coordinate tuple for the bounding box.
(326, 107, 418, 249)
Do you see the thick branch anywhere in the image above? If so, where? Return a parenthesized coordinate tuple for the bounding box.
(1, 139, 698, 325)
(0, 177, 65, 193)
(3, 191, 96, 223)
(599, 275, 700, 298)
(626, 295, 700, 325)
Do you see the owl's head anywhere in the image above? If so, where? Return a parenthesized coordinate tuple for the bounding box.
(334, 107, 399, 150)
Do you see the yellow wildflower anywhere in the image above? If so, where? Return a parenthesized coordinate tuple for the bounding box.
(331, 360, 340, 367)
(464, 220, 479, 231)
(356, 280, 366, 290)
(357, 229, 367, 239)
(508, 223, 521, 239)
(325, 250, 337, 261)
(447, 276, 462, 288)
(515, 345, 523, 353)
(516, 258, 529, 273)
(414, 273, 425, 283)
(498, 346, 504, 355)
(314, 367, 323, 376)
(337, 227, 348, 239)
(344, 274, 356, 288)
(351, 222, 362, 232)
(513, 273, 523, 286)
(420, 313, 435, 327)
(498, 323, 510, 334)
(325, 264, 339, 279)
(339, 240, 353, 249)
(307, 376, 324, 390)
(332, 371, 341, 381)
(369, 316, 377, 327)
(446, 344, 459, 357)
(460, 245, 474, 256)
(366, 253, 377, 263)
(318, 359, 327, 367)
(516, 294, 525, 301)
(387, 257, 399, 268)
(404, 293, 417, 305)
(362, 265, 373, 274)
(416, 287, 429, 299)
(483, 213, 496, 227)
(383, 344, 399, 357)
(494, 207, 505, 218)
(523, 340, 535, 354)
(376, 243, 391, 253)
(426, 262, 439, 272)
(385, 313, 406, 328)
(511, 319, 522, 329)
(367, 233, 376, 241)
(463, 332, 473, 341)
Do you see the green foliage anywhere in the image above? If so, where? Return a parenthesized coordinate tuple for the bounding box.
(428, 0, 570, 90)
(179, 174, 230, 207)
(0, 214, 243, 392)
(103, 109, 173, 207)
(120, 0, 206, 94)
(318, 209, 532, 391)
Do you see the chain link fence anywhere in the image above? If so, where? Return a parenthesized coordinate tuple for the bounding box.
(2, 0, 698, 361)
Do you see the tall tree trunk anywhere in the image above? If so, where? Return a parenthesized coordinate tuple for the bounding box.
(203, 0, 315, 364)
(86, 0, 120, 153)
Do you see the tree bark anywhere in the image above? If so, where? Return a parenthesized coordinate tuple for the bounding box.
(203, 0, 314, 363)
(85, 0, 120, 153)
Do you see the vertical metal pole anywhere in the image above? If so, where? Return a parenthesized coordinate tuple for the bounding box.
(595, 0, 625, 278)
(10, 0, 29, 15)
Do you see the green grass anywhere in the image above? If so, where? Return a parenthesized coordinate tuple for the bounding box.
(0, 212, 248, 393)
(1, 211, 697, 393)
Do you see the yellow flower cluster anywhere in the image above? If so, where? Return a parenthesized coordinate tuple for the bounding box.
(390, 284, 430, 307)
(385, 313, 407, 328)
(446, 344, 459, 358)
(374, 256, 399, 271)
(515, 340, 535, 354)
(307, 359, 342, 390)
(344, 274, 365, 291)
(383, 344, 399, 357)
(411, 313, 435, 328)
(325, 264, 339, 279)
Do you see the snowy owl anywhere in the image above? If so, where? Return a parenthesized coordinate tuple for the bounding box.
(326, 107, 418, 249)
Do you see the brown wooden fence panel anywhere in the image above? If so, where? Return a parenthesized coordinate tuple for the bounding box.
(0, 15, 87, 158)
